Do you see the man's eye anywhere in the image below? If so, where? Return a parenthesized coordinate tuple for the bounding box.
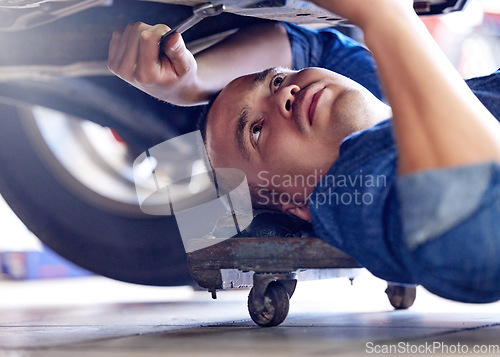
(271, 74, 285, 92)
(250, 122, 263, 146)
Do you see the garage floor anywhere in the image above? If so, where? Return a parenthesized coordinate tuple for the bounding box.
(1, 272, 499, 357)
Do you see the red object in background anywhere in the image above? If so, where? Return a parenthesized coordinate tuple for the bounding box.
(421, 3, 500, 78)
(110, 128, 125, 143)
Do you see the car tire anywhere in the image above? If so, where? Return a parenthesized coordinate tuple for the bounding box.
(0, 102, 193, 286)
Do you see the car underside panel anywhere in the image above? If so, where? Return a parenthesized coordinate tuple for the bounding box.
(0, 0, 470, 32)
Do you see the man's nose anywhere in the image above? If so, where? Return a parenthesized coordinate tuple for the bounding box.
(275, 84, 300, 119)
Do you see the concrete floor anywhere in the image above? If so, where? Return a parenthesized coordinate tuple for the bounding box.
(1, 272, 499, 357)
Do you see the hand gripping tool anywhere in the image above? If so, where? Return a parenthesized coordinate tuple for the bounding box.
(159, 2, 225, 55)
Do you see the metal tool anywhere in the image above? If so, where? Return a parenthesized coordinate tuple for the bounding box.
(159, 2, 225, 55)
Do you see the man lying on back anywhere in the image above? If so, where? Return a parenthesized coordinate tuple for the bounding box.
(109, 0, 500, 303)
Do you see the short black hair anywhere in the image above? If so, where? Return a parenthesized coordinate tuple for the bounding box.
(197, 90, 222, 145)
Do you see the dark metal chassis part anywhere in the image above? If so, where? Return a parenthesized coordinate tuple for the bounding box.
(188, 237, 417, 327)
(0, 0, 470, 82)
(0, 1, 470, 32)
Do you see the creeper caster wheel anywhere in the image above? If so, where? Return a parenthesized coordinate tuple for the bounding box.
(248, 281, 290, 327)
(385, 283, 417, 309)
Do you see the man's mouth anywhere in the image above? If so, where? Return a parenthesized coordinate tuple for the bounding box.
(299, 86, 324, 126)
(308, 88, 324, 125)
(293, 83, 325, 128)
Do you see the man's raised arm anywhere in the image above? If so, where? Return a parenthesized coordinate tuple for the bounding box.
(108, 22, 292, 106)
(313, 0, 500, 174)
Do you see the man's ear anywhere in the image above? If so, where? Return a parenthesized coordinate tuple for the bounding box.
(282, 203, 311, 222)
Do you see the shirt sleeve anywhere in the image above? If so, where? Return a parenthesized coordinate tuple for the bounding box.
(465, 70, 500, 121)
(396, 162, 497, 250)
(281, 22, 383, 100)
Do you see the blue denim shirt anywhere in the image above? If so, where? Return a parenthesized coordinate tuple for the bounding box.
(283, 23, 383, 101)
(309, 71, 500, 286)
(284, 23, 500, 295)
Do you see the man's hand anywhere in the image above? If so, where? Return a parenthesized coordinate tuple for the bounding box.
(108, 22, 207, 106)
(109, 21, 293, 107)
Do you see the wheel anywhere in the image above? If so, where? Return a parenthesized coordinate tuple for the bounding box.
(0, 101, 193, 286)
(247, 281, 290, 327)
(385, 283, 417, 310)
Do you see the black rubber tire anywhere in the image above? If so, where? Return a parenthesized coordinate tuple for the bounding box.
(248, 282, 290, 327)
(0, 103, 192, 286)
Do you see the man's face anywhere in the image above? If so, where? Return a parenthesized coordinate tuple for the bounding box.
(206, 67, 389, 214)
